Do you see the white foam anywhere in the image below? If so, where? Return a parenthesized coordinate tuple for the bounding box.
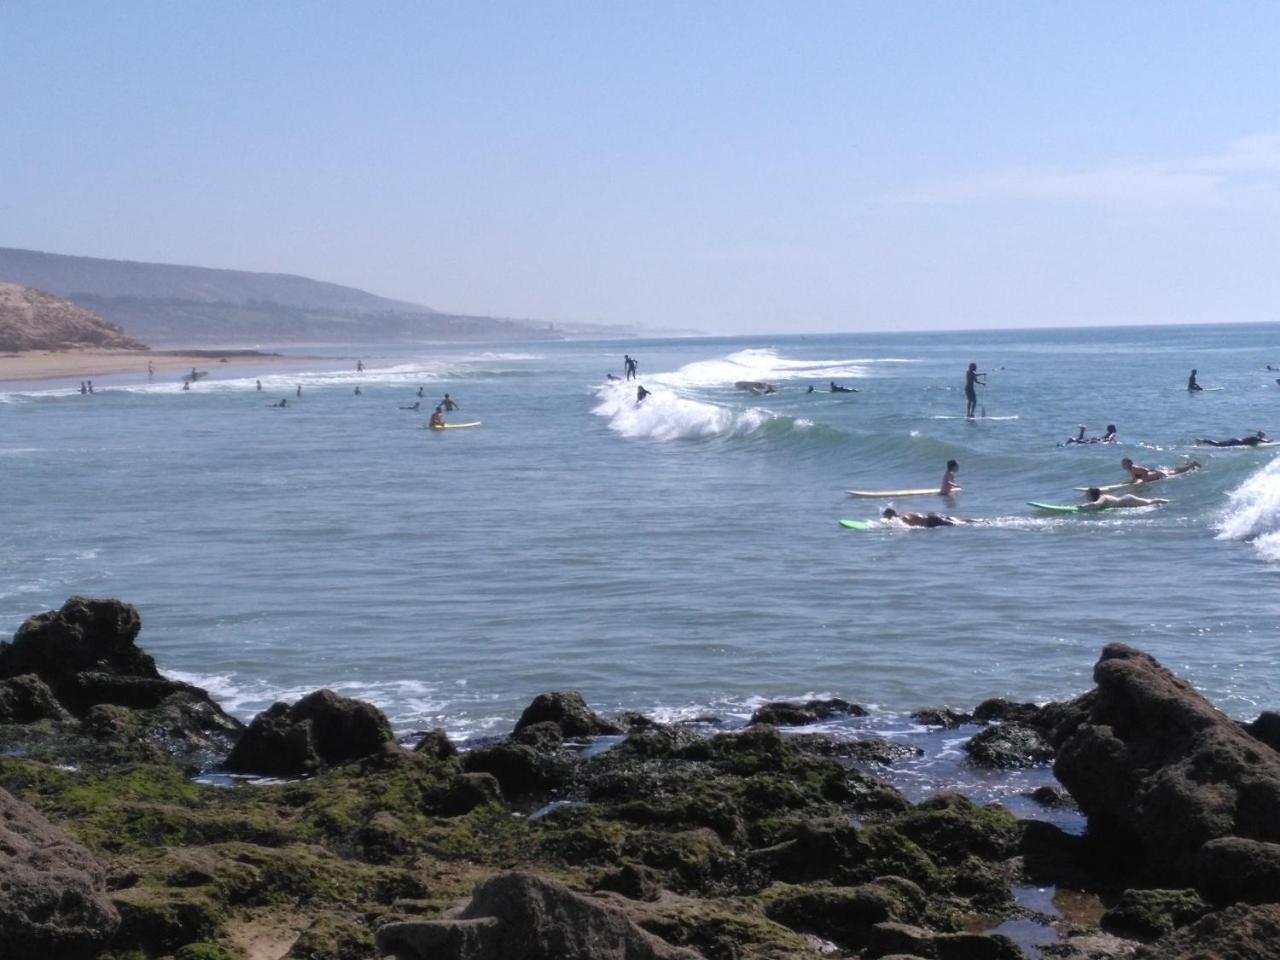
(592, 380, 773, 441)
(650, 347, 902, 390)
(1215, 455, 1280, 561)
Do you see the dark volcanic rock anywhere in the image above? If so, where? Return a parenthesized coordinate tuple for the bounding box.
(1193, 836, 1280, 905)
(765, 878, 926, 949)
(972, 698, 1043, 725)
(0, 597, 151, 712)
(595, 862, 663, 902)
(374, 870, 701, 959)
(0, 673, 70, 722)
(1136, 902, 1280, 959)
(750, 697, 866, 726)
(790, 733, 924, 764)
(412, 727, 458, 760)
(513, 691, 623, 738)
(461, 743, 570, 797)
(513, 721, 565, 751)
(1243, 710, 1280, 753)
(1052, 644, 1280, 886)
(224, 688, 393, 776)
(965, 723, 1054, 768)
(439, 772, 503, 815)
(912, 707, 974, 729)
(1100, 888, 1209, 941)
(0, 787, 121, 959)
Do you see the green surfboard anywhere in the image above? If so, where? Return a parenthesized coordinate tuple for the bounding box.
(838, 519, 873, 530)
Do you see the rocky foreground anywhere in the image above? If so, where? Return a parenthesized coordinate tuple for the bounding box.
(2, 598, 1279, 960)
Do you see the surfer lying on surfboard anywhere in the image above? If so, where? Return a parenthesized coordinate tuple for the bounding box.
(1081, 488, 1169, 510)
(1121, 457, 1200, 483)
(882, 507, 979, 528)
(1196, 431, 1268, 447)
(1063, 424, 1118, 445)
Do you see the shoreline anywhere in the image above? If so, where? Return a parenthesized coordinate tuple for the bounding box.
(0, 347, 316, 384)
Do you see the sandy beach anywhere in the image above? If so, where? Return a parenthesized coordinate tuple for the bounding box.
(0, 348, 310, 383)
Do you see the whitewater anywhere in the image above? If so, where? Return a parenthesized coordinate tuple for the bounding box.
(2, 326, 1279, 740)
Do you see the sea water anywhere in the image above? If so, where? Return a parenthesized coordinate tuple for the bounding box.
(2, 325, 1279, 740)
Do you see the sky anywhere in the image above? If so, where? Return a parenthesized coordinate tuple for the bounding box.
(2, 2, 1278, 334)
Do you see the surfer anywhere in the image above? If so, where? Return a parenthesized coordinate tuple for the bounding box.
(181, 381, 189, 391)
(269, 398, 287, 408)
(1080, 488, 1169, 510)
(965, 363, 986, 419)
(147, 360, 154, 379)
(1120, 457, 1200, 483)
(624, 355, 638, 380)
(1064, 424, 1089, 445)
(1101, 424, 1118, 443)
(417, 386, 424, 398)
(356, 360, 364, 372)
(1187, 369, 1203, 392)
(79, 381, 87, 395)
(400, 401, 421, 411)
(607, 373, 621, 381)
(441, 393, 459, 411)
(354, 386, 362, 396)
(1064, 424, 1118, 445)
(806, 385, 814, 393)
(296, 385, 302, 398)
(881, 507, 976, 527)
(256, 380, 262, 391)
(1197, 431, 1268, 447)
(830, 382, 858, 393)
(636, 385, 652, 404)
(87, 380, 94, 394)
(940, 460, 962, 495)
(429, 407, 445, 428)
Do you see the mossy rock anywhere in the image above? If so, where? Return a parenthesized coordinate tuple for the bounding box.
(889, 793, 1021, 865)
(1100, 887, 1210, 941)
(762, 878, 926, 948)
(753, 818, 941, 890)
(284, 913, 375, 960)
(174, 944, 237, 960)
(630, 894, 822, 960)
(111, 886, 224, 954)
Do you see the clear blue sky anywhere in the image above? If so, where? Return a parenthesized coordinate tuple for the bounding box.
(3, 2, 1278, 333)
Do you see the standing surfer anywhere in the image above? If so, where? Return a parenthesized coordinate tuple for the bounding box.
(624, 355, 638, 380)
(965, 363, 986, 419)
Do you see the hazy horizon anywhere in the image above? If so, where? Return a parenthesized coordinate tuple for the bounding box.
(3, 2, 1278, 334)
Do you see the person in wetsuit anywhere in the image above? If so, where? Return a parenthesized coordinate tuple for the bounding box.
(1187, 369, 1203, 392)
(830, 381, 858, 393)
(636, 385, 651, 404)
(1197, 431, 1267, 447)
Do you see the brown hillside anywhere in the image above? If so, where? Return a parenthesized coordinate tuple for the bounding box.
(0, 283, 148, 352)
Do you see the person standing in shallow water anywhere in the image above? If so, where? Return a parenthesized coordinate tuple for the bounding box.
(964, 363, 985, 419)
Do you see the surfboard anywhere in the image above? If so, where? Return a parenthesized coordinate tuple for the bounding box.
(1194, 441, 1277, 449)
(930, 415, 1019, 421)
(1028, 502, 1084, 513)
(428, 422, 482, 430)
(846, 488, 949, 498)
(838, 519, 873, 530)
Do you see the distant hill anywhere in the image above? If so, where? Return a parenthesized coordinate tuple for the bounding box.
(0, 247, 573, 346)
(0, 283, 148, 352)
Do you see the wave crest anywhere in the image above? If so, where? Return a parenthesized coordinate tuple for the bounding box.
(1215, 456, 1280, 560)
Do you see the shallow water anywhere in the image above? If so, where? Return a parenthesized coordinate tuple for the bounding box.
(3, 325, 1278, 737)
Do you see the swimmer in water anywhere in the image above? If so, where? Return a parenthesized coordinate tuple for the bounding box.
(940, 459, 962, 495)
(882, 507, 977, 527)
(1080, 487, 1169, 510)
(1120, 457, 1200, 483)
(400, 401, 421, 411)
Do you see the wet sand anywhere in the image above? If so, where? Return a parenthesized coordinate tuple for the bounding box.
(0, 349, 310, 383)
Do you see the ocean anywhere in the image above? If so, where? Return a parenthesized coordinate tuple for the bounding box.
(3, 324, 1279, 747)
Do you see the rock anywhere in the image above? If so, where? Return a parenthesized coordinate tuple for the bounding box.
(224, 688, 393, 776)
(512, 691, 622, 738)
(750, 698, 866, 726)
(461, 743, 569, 796)
(965, 723, 1054, 768)
(912, 707, 974, 729)
(594, 862, 663, 901)
(867, 921, 938, 957)
(1136, 903, 1280, 959)
(790, 733, 924, 764)
(412, 727, 458, 760)
(1100, 888, 1209, 940)
(1040, 933, 1138, 959)
(973, 699, 1043, 725)
(1194, 836, 1280, 905)
(1243, 711, 1280, 753)
(890, 793, 1021, 866)
(752, 819, 940, 889)
(1052, 644, 1280, 883)
(764, 878, 926, 949)
(439, 773, 503, 815)
(0, 786, 121, 959)
(512, 721, 564, 752)
(1026, 785, 1071, 808)
(374, 870, 702, 959)
(0, 673, 70, 722)
(934, 932, 1027, 959)
(0, 283, 148, 351)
